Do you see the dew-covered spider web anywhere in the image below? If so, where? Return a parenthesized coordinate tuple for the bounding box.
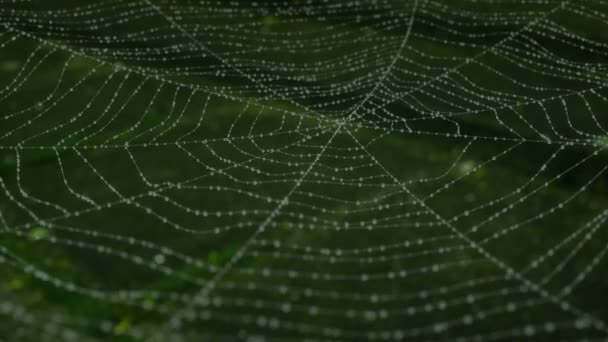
(1, 0, 608, 341)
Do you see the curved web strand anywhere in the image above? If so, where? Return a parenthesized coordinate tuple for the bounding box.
(0, 0, 608, 341)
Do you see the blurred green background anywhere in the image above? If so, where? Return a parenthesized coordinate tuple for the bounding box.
(1, 0, 608, 341)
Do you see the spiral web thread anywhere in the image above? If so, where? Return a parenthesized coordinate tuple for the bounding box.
(1, 0, 608, 341)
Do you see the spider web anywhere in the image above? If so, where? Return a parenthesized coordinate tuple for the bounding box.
(1, 0, 608, 340)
